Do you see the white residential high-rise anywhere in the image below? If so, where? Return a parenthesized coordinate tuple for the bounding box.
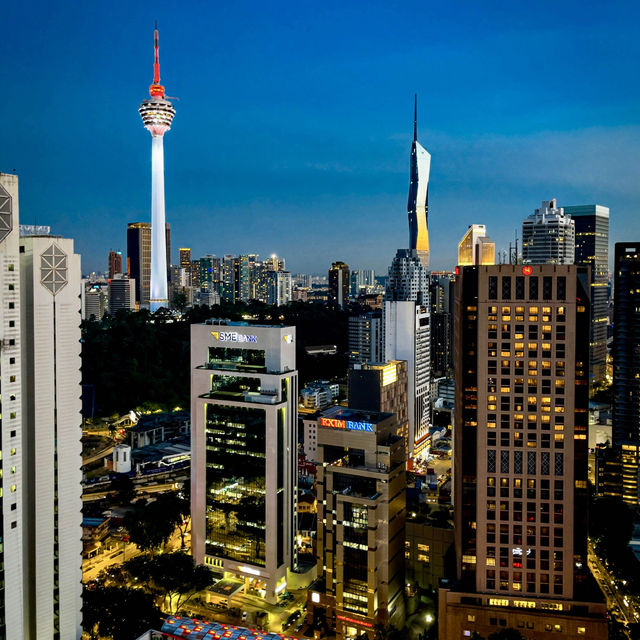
(0, 172, 26, 638)
(522, 199, 575, 265)
(384, 300, 431, 459)
(384, 249, 431, 459)
(21, 232, 83, 639)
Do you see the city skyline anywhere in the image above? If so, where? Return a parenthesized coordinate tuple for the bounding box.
(1, 2, 639, 274)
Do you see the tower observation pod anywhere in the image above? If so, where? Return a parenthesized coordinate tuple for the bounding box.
(139, 25, 175, 311)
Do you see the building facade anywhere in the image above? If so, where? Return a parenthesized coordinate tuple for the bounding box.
(384, 249, 431, 459)
(348, 312, 383, 365)
(563, 204, 610, 388)
(108, 249, 123, 279)
(407, 96, 431, 268)
(329, 262, 350, 308)
(308, 407, 406, 639)
(108, 274, 136, 315)
(441, 264, 607, 640)
(127, 222, 151, 307)
(191, 322, 298, 602)
(522, 200, 575, 265)
(612, 243, 640, 444)
(21, 232, 83, 639)
(0, 173, 26, 637)
(458, 224, 495, 266)
(348, 361, 409, 449)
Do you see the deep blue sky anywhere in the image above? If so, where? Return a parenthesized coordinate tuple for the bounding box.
(1, 1, 639, 275)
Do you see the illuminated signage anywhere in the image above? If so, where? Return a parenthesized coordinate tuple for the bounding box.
(211, 331, 257, 343)
(337, 616, 373, 629)
(521, 266, 533, 276)
(238, 565, 261, 576)
(283, 334, 294, 344)
(319, 417, 374, 432)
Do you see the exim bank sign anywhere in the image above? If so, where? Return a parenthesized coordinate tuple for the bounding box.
(319, 417, 374, 432)
(211, 331, 257, 343)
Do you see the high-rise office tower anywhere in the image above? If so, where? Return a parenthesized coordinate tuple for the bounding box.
(329, 261, 350, 307)
(408, 95, 431, 268)
(108, 249, 123, 278)
(430, 273, 454, 377)
(348, 312, 383, 365)
(83, 284, 107, 321)
(440, 264, 607, 640)
(263, 255, 285, 272)
(384, 249, 431, 459)
(108, 274, 136, 315)
(458, 224, 495, 266)
(265, 270, 292, 306)
(563, 205, 610, 388)
(0, 173, 26, 637)
(308, 407, 406, 638)
(348, 361, 409, 445)
(139, 26, 175, 312)
(199, 255, 221, 294)
(222, 255, 235, 302)
(191, 322, 298, 602)
(21, 231, 83, 639)
(190, 259, 201, 289)
(179, 247, 192, 284)
(235, 255, 251, 302)
(613, 243, 640, 443)
(127, 222, 151, 307)
(522, 200, 575, 265)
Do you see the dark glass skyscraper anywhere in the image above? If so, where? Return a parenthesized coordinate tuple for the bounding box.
(407, 95, 431, 268)
(613, 243, 640, 443)
(563, 204, 610, 388)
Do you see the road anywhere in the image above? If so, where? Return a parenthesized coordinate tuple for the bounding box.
(588, 540, 640, 633)
(82, 445, 115, 466)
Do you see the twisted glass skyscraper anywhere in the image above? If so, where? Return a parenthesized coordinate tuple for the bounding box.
(407, 95, 431, 268)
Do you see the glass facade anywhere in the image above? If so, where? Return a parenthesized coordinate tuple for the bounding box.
(205, 404, 267, 566)
(208, 346, 266, 373)
(563, 205, 609, 387)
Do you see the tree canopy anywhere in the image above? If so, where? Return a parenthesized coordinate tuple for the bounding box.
(124, 552, 214, 614)
(82, 300, 360, 416)
(83, 585, 163, 640)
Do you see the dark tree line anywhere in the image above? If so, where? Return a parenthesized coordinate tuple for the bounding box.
(82, 300, 362, 417)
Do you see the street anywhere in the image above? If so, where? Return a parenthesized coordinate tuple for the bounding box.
(588, 539, 640, 634)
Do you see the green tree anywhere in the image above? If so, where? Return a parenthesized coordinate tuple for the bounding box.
(123, 498, 176, 553)
(589, 496, 634, 563)
(82, 585, 163, 640)
(153, 491, 191, 550)
(125, 552, 214, 614)
(173, 292, 188, 313)
(111, 474, 135, 505)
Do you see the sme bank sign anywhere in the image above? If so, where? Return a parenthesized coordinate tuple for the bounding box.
(211, 331, 257, 343)
(319, 417, 374, 432)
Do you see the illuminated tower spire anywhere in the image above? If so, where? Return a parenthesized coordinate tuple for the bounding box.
(139, 24, 175, 311)
(407, 94, 431, 268)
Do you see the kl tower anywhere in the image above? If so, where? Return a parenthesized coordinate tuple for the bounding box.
(139, 24, 175, 311)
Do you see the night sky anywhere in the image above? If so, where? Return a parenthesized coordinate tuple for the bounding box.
(2, 1, 639, 274)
